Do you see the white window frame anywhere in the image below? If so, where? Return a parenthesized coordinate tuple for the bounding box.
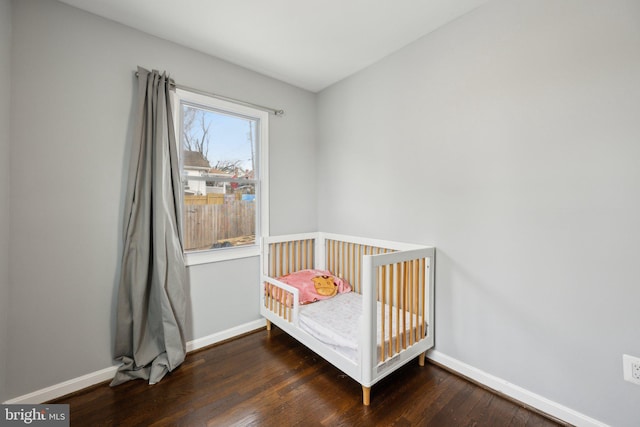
(173, 88, 269, 266)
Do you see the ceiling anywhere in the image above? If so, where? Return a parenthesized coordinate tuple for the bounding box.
(58, 0, 489, 92)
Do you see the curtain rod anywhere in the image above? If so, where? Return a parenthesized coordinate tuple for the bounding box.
(135, 71, 285, 117)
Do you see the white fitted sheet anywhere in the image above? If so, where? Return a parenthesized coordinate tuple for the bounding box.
(298, 292, 425, 364)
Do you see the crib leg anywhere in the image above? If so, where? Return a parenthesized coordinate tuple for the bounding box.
(419, 352, 426, 367)
(362, 386, 371, 406)
(266, 319, 272, 331)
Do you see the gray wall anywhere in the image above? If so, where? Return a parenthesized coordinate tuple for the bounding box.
(0, 0, 11, 403)
(317, 1, 640, 425)
(6, 0, 316, 399)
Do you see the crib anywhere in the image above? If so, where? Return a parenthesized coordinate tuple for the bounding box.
(260, 232, 435, 405)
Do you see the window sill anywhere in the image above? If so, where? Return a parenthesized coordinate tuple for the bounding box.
(184, 244, 260, 266)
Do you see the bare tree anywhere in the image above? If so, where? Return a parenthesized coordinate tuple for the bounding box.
(214, 160, 242, 174)
(183, 107, 211, 158)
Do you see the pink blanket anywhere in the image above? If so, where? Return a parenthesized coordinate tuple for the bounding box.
(267, 269, 352, 305)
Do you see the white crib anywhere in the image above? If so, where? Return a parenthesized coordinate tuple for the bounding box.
(260, 232, 435, 405)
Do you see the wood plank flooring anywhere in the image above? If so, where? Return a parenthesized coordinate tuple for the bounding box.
(50, 328, 565, 426)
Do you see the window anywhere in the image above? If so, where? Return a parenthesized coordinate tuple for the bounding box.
(173, 89, 269, 265)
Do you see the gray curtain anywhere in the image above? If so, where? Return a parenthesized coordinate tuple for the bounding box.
(111, 67, 187, 386)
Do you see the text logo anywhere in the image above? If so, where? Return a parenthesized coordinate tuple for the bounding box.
(1, 405, 69, 426)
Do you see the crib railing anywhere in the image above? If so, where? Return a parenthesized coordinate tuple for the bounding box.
(324, 236, 431, 363)
(268, 237, 316, 277)
(325, 239, 394, 295)
(263, 235, 316, 324)
(376, 257, 430, 362)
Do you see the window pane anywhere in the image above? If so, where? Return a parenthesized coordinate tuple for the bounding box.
(180, 103, 258, 252)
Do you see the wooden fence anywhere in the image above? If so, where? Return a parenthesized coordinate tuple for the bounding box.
(184, 193, 224, 205)
(183, 201, 255, 251)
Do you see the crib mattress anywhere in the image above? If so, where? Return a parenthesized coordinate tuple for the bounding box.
(298, 292, 425, 364)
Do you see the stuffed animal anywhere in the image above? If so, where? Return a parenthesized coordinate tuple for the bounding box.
(275, 269, 351, 305)
(312, 275, 338, 297)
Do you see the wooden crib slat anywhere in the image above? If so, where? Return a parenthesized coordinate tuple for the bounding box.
(341, 241, 346, 280)
(335, 240, 338, 273)
(349, 243, 354, 289)
(411, 260, 420, 342)
(272, 285, 276, 313)
(407, 261, 411, 349)
(286, 242, 291, 275)
(336, 240, 341, 278)
(380, 265, 386, 363)
(398, 264, 404, 355)
(292, 241, 296, 271)
(401, 262, 407, 350)
(296, 240, 301, 271)
(388, 265, 393, 359)
(395, 263, 400, 355)
(344, 241, 348, 281)
(265, 284, 269, 310)
(406, 260, 411, 346)
(284, 241, 287, 275)
(421, 258, 427, 338)
(409, 260, 414, 343)
(302, 239, 307, 269)
(288, 241, 292, 274)
(417, 259, 422, 339)
(407, 261, 412, 349)
(272, 286, 276, 313)
(278, 243, 283, 277)
(337, 241, 342, 279)
(302, 240, 307, 269)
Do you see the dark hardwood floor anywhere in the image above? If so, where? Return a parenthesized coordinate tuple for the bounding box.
(51, 328, 564, 426)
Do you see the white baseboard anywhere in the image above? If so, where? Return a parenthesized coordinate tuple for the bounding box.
(186, 319, 265, 353)
(3, 319, 266, 405)
(426, 350, 608, 427)
(3, 366, 119, 405)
